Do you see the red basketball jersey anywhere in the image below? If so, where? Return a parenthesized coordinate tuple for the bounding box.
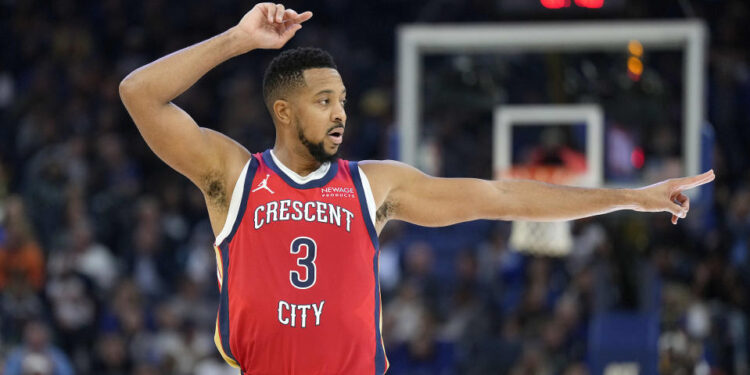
(212, 149, 389, 374)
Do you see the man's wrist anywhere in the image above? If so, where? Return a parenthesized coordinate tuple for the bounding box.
(223, 26, 257, 56)
(621, 188, 643, 211)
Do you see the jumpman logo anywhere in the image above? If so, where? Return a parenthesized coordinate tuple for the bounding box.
(252, 174, 275, 194)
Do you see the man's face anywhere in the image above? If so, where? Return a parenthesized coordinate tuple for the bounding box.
(289, 68, 347, 163)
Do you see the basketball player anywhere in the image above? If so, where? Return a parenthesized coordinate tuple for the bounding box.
(119, 3, 715, 374)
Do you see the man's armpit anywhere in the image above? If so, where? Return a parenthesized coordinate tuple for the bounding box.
(202, 170, 228, 210)
(376, 199, 395, 226)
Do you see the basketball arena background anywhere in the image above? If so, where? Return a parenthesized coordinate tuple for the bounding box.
(1, 0, 748, 374)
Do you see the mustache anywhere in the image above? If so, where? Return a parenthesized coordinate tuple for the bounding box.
(326, 123, 344, 133)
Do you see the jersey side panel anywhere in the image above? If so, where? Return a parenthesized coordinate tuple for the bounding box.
(214, 156, 260, 370)
(350, 161, 389, 374)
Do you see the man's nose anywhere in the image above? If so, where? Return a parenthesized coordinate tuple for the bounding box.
(332, 102, 346, 124)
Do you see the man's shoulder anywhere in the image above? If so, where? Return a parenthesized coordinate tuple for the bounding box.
(357, 159, 416, 175)
(355, 159, 425, 194)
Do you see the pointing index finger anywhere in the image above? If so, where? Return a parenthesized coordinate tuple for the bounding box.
(675, 169, 715, 190)
(292, 10, 313, 24)
(283, 9, 311, 23)
(284, 9, 312, 23)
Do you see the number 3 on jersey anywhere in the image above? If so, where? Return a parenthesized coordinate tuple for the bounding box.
(290, 237, 316, 289)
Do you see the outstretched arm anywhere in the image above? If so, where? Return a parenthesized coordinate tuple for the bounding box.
(361, 161, 714, 228)
(119, 3, 312, 188)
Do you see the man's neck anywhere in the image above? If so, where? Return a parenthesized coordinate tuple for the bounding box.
(271, 145, 324, 177)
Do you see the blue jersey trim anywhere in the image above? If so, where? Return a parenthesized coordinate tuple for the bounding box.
(217, 155, 259, 369)
(372, 254, 386, 375)
(348, 162, 379, 250)
(262, 149, 339, 189)
(348, 162, 386, 374)
(221, 156, 259, 247)
(218, 241, 237, 364)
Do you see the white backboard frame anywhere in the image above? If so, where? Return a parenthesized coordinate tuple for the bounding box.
(494, 104, 603, 187)
(397, 20, 707, 183)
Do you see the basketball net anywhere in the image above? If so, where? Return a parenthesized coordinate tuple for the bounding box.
(498, 166, 585, 257)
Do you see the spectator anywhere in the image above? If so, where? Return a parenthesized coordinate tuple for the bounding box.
(45, 245, 98, 371)
(0, 195, 44, 292)
(3, 320, 74, 375)
(90, 332, 131, 375)
(67, 218, 119, 292)
(0, 268, 44, 344)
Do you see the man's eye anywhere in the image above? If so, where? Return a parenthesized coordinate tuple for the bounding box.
(319, 99, 329, 105)
(340, 99, 347, 106)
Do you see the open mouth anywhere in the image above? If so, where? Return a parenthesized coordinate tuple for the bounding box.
(327, 127, 344, 145)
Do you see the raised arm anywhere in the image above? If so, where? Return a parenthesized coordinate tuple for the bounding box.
(119, 3, 312, 188)
(361, 161, 715, 229)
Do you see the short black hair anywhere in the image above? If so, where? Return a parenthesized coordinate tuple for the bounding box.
(262, 47, 338, 111)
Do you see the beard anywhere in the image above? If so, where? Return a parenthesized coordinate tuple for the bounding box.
(296, 120, 340, 164)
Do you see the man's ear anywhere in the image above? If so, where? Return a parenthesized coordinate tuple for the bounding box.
(273, 99, 291, 125)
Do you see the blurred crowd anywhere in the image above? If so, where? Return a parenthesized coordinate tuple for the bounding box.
(1, 0, 749, 374)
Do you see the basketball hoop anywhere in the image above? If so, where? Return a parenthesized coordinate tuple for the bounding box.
(499, 165, 586, 257)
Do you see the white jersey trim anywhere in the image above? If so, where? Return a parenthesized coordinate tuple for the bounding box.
(270, 149, 330, 184)
(214, 159, 251, 246)
(358, 167, 377, 228)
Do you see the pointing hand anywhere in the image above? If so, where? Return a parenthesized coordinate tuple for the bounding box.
(234, 3, 313, 51)
(635, 170, 715, 224)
